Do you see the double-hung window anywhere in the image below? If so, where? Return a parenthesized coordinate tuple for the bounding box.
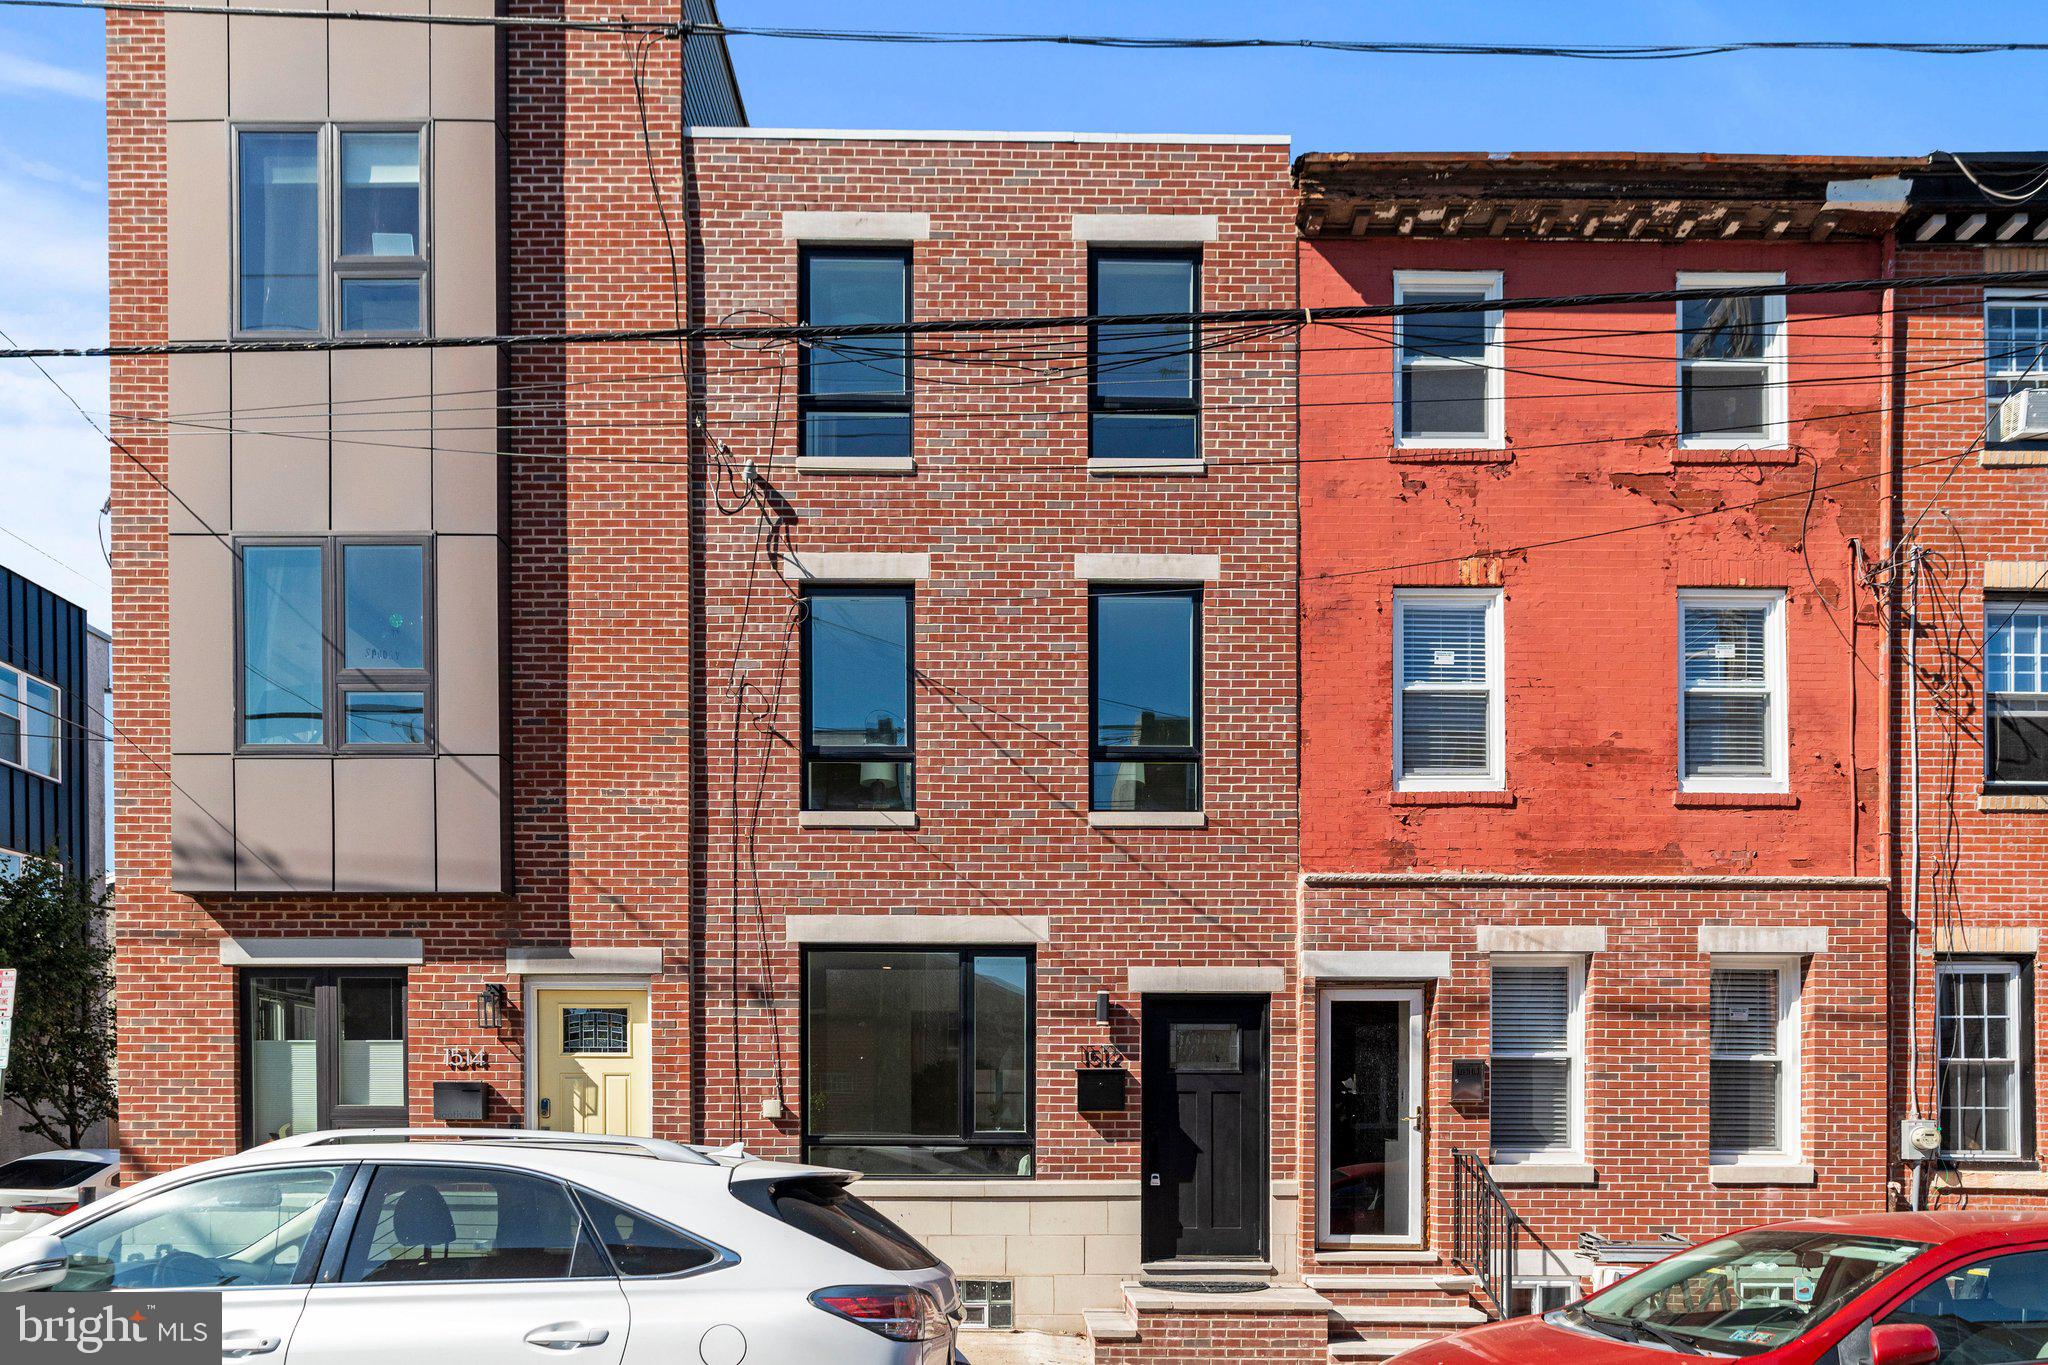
(1677, 273, 1786, 447)
(238, 539, 433, 752)
(1489, 958, 1582, 1163)
(236, 126, 426, 336)
(0, 662, 61, 780)
(1678, 590, 1786, 792)
(1985, 598, 2048, 789)
(1709, 962, 1800, 1162)
(803, 948, 1034, 1177)
(1090, 250, 1199, 462)
(800, 586, 913, 810)
(1089, 586, 1201, 812)
(1394, 271, 1503, 446)
(1937, 960, 2027, 1160)
(1393, 588, 1502, 790)
(1987, 292, 2048, 441)
(799, 248, 912, 459)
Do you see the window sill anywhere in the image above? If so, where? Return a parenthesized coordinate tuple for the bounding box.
(1087, 457, 1207, 477)
(1487, 1162, 1596, 1186)
(794, 455, 916, 476)
(1979, 792, 2048, 813)
(1088, 809, 1206, 829)
(1930, 1166, 2048, 1195)
(1391, 790, 1515, 808)
(797, 809, 918, 829)
(1709, 1163, 1815, 1187)
(1673, 791, 1798, 809)
(1389, 448, 1513, 466)
(1980, 447, 2048, 468)
(1670, 448, 1801, 467)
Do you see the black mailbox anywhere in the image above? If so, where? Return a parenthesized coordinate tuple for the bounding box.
(433, 1080, 491, 1122)
(1451, 1059, 1490, 1107)
(1075, 1068, 1127, 1113)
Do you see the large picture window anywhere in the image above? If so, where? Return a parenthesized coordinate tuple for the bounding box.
(799, 248, 911, 458)
(238, 538, 433, 752)
(1985, 598, 2048, 789)
(1937, 960, 2027, 1161)
(0, 661, 62, 780)
(243, 970, 406, 1146)
(236, 126, 427, 336)
(1676, 273, 1786, 447)
(800, 586, 913, 810)
(1090, 250, 1199, 461)
(803, 948, 1033, 1177)
(1090, 586, 1201, 812)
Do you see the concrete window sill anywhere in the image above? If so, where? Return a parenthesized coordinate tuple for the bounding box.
(1391, 790, 1516, 808)
(1980, 792, 2048, 813)
(1087, 457, 1207, 477)
(1710, 1163, 1816, 1186)
(1674, 791, 1799, 809)
(1487, 1162, 1597, 1186)
(797, 809, 918, 829)
(1088, 810, 1206, 829)
(794, 455, 916, 476)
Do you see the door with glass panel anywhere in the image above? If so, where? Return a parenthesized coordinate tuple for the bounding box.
(1318, 988, 1424, 1246)
(534, 988, 651, 1137)
(245, 972, 407, 1145)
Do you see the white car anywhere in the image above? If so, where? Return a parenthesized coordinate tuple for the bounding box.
(0, 1129, 965, 1364)
(0, 1149, 120, 1249)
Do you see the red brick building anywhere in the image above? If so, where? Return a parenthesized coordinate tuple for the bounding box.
(1291, 154, 1908, 1346)
(1887, 158, 2048, 1212)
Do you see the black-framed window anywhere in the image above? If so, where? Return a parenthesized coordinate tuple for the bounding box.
(800, 586, 913, 810)
(243, 970, 407, 1146)
(1986, 598, 2048, 789)
(803, 948, 1034, 1177)
(1090, 586, 1201, 811)
(1090, 249, 1199, 461)
(799, 248, 911, 458)
(1936, 958, 2033, 1161)
(238, 537, 433, 753)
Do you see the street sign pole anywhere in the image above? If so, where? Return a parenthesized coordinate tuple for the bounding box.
(0, 967, 17, 1115)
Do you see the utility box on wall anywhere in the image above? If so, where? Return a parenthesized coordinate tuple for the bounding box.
(433, 1080, 491, 1122)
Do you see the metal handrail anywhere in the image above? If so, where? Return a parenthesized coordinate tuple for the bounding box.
(1451, 1147, 1522, 1319)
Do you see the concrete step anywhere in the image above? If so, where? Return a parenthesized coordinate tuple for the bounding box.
(1331, 1304, 1489, 1328)
(1082, 1307, 1138, 1345)
(1329, 1340, 1451, 1361)
(1306, 1273, 1479, 1294)
(1308, 1250, 1447, 1266)
(1137, 1259, 1278, 1278)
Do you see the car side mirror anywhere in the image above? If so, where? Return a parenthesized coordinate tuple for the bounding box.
(1871, 1323, 1941, 1365)
(0, 1233, 68, 1293)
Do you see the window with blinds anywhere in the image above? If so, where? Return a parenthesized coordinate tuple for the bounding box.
(1937, 961, 2025, 1160)
(1396, 590, 1501, 789)
(1710, 967, 1791, 1157)
(1679, 592, 1784, 791)
(1490, 962, 1577, 1158)
(1984, 600, 2048, 788)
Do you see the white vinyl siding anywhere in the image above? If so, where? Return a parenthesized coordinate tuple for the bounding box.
(1937, 961, 2025, 1160)
(1490, 958, 1582, 1162)
(1394, 589, 1503, 791)
(1393, 271, 1503, 447)
(1710, 962, 1800, 1161)
(1679, 591, 1786, 792)
(1677, 272, 1787, 449)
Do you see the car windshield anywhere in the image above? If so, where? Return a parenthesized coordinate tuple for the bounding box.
(1577, 1230, 1929, 1357)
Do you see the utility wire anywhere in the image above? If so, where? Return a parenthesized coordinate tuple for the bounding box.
(13, 268, 2047, 359)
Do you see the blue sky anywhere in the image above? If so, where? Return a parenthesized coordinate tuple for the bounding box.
(2, 0, 2045, 626)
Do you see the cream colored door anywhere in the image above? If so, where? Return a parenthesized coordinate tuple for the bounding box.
(534, 988, 651, 1136)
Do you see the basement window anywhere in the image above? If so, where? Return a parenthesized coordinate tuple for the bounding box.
(958, 1279, 1015, 1330)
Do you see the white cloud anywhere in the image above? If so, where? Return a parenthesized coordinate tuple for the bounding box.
(0, 51, 100, 102)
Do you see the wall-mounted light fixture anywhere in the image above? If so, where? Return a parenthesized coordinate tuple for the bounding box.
(477, 983, 509, 1031)
(1095, 990, 1111, 1025)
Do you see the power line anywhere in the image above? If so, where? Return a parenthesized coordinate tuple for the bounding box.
(20, 268, 2048, 360)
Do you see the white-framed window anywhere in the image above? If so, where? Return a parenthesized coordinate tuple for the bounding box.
(1984, 597, 2048, 789)
(1986, 290, 2048, 441)
(1676, 272, 1787, 449)
(1678, 590, 1787, 792)
(1709, 959, 1802, 1163)
(1489, 955, 1585, 1163)
(1510, 1280, 1582, 1318)
(1394, 270, 1503, 447)
(0, 661, 61, 781)
(1936, 960, 2027, 1161)
(1394, 588, 1503, 791)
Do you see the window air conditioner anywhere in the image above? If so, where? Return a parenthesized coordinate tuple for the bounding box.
(1998, 387, 2048, 443)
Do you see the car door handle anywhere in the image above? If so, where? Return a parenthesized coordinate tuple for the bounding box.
(221, 1332, 282, 1358)
(524, 1323, 611, 1351)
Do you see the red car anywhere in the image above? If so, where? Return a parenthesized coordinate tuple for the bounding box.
(1394, 1212, 2048, 1364)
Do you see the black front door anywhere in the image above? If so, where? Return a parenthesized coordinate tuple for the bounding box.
(1141, 995, 1267, 1261)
